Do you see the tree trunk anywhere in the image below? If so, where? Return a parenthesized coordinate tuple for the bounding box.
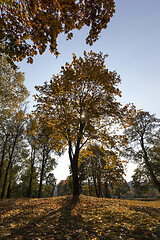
(93, 175, 99, 197)
(6, 163, 12, 198)
(104, 181, 111, 198)
(1, 136, 17, 199)
(70, 154, 80, 196)
(38, 148, 47, 198)
(97, 174, 103, 198)
(27, 147, 35, 198)
(68, 121, 85, 197)
(141, 138, 160, 194)
(1, 158, 11, 198)
(88, 178, 92, 196)
(0, 134, 9, 182)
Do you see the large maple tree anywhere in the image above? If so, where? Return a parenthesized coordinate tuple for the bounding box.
(35, 51, 124, 196)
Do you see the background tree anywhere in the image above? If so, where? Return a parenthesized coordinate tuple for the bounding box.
(0, 54, 29, 198)
(124, 111, 160, 195)
(131, 167, 152, 198)
(1, 0, 115, 63)
(79, 144, 125, 198)
(35, 51, 125, 196)
(0, 109, 28, 198)
(0, 53, 29, 183)
(45, 173, 56, 198)
(5, 138, 29, 198)
(26, 115, 39, 198)
(31, 115, 59, 198)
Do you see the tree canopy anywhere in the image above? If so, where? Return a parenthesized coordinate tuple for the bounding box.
(1, 0, 115, 63)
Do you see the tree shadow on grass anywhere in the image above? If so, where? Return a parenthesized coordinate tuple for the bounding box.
(1, 197, 160, 240)
(5, 196, 102, 240)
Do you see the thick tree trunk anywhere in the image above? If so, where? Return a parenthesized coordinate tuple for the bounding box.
(70, 154, 80, 196)
(141, 138, 160, 194)
(68, 121, 85, 197)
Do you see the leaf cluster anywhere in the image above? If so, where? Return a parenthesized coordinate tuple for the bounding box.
(1, 0, 115, 63)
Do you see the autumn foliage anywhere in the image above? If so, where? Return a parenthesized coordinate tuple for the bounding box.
(1, 0, 115, 63)
(0, 195, 160, 239)
(35, 51, 124, 196)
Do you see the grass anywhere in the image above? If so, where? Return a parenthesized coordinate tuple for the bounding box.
(0, 195, 160, 239)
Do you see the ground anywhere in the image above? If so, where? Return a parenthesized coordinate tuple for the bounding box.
(0, 195, 160, 239)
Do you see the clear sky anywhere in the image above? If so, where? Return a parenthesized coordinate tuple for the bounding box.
(17, 0, 160, 183)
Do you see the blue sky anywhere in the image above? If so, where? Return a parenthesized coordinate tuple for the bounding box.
(17, 0, 160, 182)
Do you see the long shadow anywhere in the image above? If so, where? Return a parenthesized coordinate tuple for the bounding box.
(5, 196, 104, 240)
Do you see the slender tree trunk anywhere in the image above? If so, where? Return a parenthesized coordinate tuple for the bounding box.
(141, 138, 160, 194)
(38, 161, 45, 198)
(6, 163, 12, 198)
(51, 185, 55, 197)
(93, 175, 99, 197)
(38, 147, 47, 198)
(1, 136, 17, 199)
(104, 181, 111, 198)
(1, 158, 11, 198)
(27, 147, 35, 198)
(88, 178, 92, 196)
(97, 174, 103, 198)
(0, 134, 9, 182)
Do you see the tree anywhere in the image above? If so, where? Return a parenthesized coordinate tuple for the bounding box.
(1, 0, 115, 63)
(79, 144, 125, 197)
(1, 109, 27, 198)
(45, 173, 56, 197)
(0, 53, 29, 198)
(124, 111, 160, 194)
(28, 115, 58, 198)
(35, 51, 124, 196)
(0, 53, 29, 182)
(131, 167, 151, 198)
(5, 138, 29, 198)
(26, 115, 39, 198)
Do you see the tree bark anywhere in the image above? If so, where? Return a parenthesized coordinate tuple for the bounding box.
(0, 133, 9, 182)
(68, 121, 85, 197)
(97, 173, 103, 198)
(71, 155, 80, 196)
(1, 135, 17, 199)
(38, 147, 48, 198)
(27, 147, 35, 198)
(141, 137, 160, 194)
(104, 181, 111, 198)
(6, 163, 12, 198)
(38, 160, 45, 198)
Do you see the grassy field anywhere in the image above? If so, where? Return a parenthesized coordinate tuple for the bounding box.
(0, 195, 160, 240)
